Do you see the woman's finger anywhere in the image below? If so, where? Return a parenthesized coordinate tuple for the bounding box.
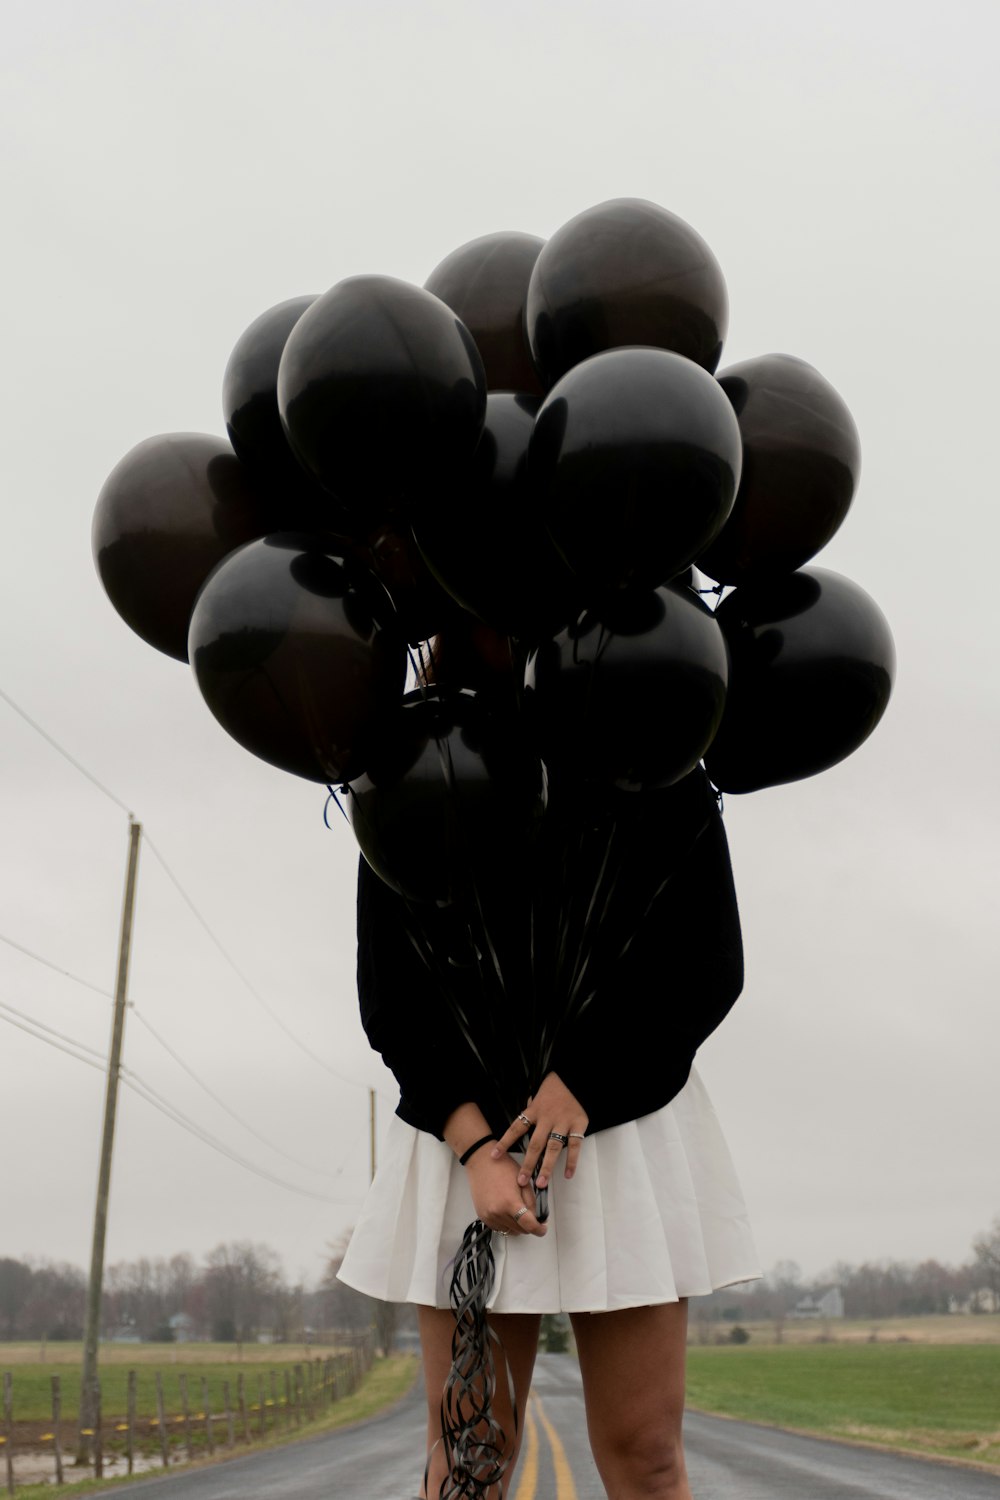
(534, 1131, 568, 1189)
(492, 1111, 534, 1159)
(516, 1125, 550, 1185)
(564, 1131, 585, 1179)
(510, 1199, 545, 1237)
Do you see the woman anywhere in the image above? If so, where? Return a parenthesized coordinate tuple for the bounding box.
(339, 745, 759, 1499)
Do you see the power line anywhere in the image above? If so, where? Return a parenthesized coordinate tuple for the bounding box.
(0, 684, 132, 816)
(0, 999, 107, 1073)
(0, 925, 363, 1178)
(142, 830, 366, 1093)
(0, 930, 112, 1000)
(116, 1068, 350, 1205)
(0, 1004, 361, 1207)
(0, 683, 373, 1104)
(129, 1008, 344, 1182)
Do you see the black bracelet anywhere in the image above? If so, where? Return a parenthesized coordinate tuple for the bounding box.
(459, 1134, 496, 1167)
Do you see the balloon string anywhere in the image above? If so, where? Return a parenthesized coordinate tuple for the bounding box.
(323, 785, 351, 827)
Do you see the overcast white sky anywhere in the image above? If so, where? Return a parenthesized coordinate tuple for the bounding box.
(1, 0, 998, 1291)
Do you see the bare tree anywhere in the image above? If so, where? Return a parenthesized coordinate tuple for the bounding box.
(0, 1260, 33, 1338)
(972, 1216, 1000, 1300)
(203, 1242, 283, 1343)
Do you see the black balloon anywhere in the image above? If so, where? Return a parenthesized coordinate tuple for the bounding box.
(526, 198, 729, 388)
(705, 567, 895, 793)
(529, 348, 742, 595)
(277, 275, 487, 506)
(525, 584, 729, 792)
(93, 432, 286, 662)
(346, 688, 545, 902)
(413, 393, 581, 638)
(698, 355, 861, 585)
(425, 231, 546, 396)
(188, 535, 406, 783)
(223, 296, 317, 489)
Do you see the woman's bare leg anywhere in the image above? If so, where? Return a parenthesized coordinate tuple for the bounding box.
(417, 1306, 541, 1499)
(570, 1301, 692, 1499)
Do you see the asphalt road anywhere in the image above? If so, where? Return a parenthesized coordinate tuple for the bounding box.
(99, 1353, 1000, 1498)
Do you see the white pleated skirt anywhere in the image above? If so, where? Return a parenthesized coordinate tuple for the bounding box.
(338, 1068, 760, 1314)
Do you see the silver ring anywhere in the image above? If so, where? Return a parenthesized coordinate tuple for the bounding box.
(549, 1131, 568, 1145)
(495, 1228, 509, 1236)
(517, 1113, 533, 1128)
(512, 1206, 528, 1221)
(569, 1132, 586, 1140)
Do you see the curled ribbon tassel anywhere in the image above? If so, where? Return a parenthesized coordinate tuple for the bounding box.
(433, 1219, 516, 1499)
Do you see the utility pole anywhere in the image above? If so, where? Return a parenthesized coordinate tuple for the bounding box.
(78, 819, 141, 1463)
(369, 1088, 376, 1183)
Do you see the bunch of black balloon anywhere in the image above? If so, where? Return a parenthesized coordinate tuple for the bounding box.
(92, 195, 895, 889)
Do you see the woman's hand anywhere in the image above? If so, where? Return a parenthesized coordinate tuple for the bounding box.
(492, 1072, 589, 1190)
(464, 1149, 547, 1237)
(442, 1101, 546, 1237)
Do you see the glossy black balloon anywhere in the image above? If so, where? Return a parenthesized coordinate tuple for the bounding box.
(93, 432, 286, 662)
(188, 535, 406, 783)
(277, 275, 487, 507)
(526, 198, 729, 388)
(425, 231, 546, 396)
(529, 348, 742, 595)
(525, 583, 729, 792)
(223, 296, 318, 490)
(698, 355, 861, 585)
(346, 688, 545, 902)
(413, 393, 581, 638)
(705, 567, 895, 793)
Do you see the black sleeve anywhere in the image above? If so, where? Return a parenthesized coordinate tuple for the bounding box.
(546, 776, 744, 1124)
(356, 858, 494, 1139)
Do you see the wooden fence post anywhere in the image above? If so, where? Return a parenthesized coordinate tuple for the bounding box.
(127, 1369, 136, 1475)
(154, 1373, 170, 1469)
(223, 1380, 235, 1449)
(4, 1371, 15, 1496)
(179, 1373, 194, 1461)
(237, 1373, 249, 1444)
(293, 1365, 303, 1426)
(256, 1375, 266, 1437)
(201, 1377, 214, 1455)
(51, 1374, 64, 1485)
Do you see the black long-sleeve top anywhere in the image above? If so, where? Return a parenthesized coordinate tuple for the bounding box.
(356, 768, 743, 1140)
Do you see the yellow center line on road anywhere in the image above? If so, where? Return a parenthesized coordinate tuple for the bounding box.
(532, 1391, 580, 1500)
(512, 1401, 539, 1500)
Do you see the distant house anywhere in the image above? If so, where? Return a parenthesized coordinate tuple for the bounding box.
(169, 1312, 198, 1342)
(948, 1288, 1000, 1315)
(790, 1287, 845, 1319)
(109, 1324, 141, 1344)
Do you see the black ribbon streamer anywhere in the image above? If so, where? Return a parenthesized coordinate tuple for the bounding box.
(429, 1220, 518, 1500)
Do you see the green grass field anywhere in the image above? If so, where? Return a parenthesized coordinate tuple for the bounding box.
(686, 1342, 1000, 1465)
(0, 1346, 349, 1424)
